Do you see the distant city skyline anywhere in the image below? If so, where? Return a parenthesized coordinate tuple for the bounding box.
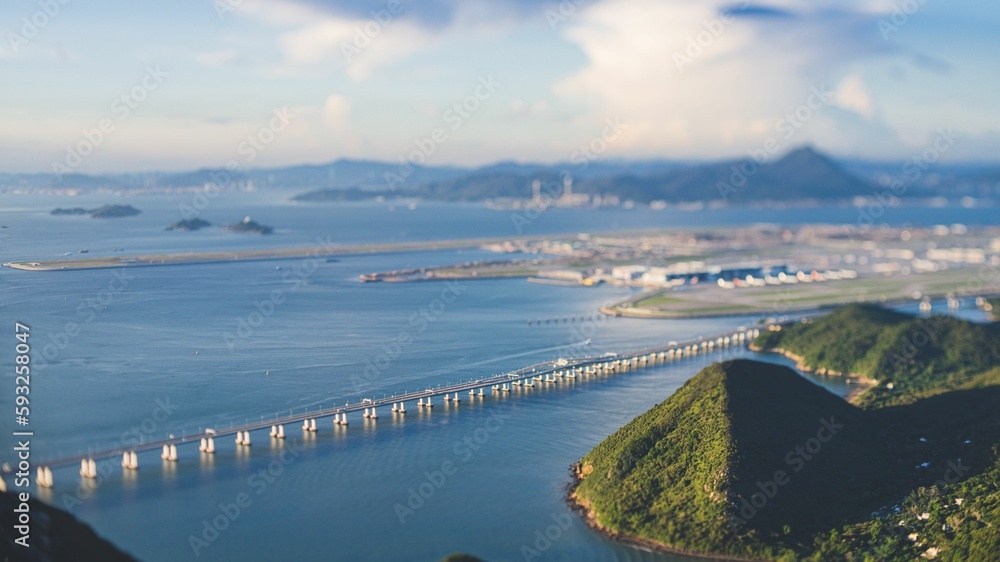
(2, 0, 998, 174)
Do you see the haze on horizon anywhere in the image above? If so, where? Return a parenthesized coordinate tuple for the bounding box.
(2, 0, 998, 174)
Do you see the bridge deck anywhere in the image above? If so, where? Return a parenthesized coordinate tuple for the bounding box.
(35, 327, 762, 471)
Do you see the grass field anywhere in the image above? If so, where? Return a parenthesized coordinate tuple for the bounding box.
(614, 269, 999, 318)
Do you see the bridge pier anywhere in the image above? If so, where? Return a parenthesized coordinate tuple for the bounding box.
(121, 451, 138, 470)
(160, 444, 178, 461)
(235, 431, 252, 446)
(81, 459, 99, 479)
(199, 437, 216, 453)
(36, 466, 53, 488)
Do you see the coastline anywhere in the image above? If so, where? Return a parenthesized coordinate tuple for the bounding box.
(565, 465, 762, 562)
(748, 345, 877, 402)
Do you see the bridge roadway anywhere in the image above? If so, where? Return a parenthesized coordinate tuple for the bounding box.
(32, 326, 763, 480)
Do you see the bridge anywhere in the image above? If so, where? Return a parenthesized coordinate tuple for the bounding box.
(27, 326, 764, 488)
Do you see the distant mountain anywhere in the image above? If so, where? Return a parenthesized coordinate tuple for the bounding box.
(4, 147, 997, 203)
(579, 146, 873, 203)
(156, 159, 469, 191)
(395, 146, 873, 203)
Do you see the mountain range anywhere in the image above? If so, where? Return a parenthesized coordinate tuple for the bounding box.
(3, 147, 998, 204)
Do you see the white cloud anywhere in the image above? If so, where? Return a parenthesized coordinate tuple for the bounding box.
(321, 94, 350, 130)
(236, 0, 526, 81)
(833, 73, 875, 119)
(553, 0, 897, 158)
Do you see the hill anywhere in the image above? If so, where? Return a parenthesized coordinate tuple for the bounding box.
(7, 148, 998, 203)
(412, 146, 871, 204)
(570, 358, 1000, 560)
(752, 304, 1000, 407)
(579, 147, 871, 203)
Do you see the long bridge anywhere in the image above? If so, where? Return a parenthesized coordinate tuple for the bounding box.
(27, 326, 765, 488)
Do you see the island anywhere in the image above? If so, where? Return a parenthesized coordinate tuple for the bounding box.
(51, 205, 141, 218)
(50, 207, 90, 215)
(0, 491, 138, 561)
(570, 305, 1000, 561)
(166, 218, 211, 231)
(224, 216, 273, 235)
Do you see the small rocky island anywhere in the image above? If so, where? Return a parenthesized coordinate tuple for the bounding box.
(51, 205, 141, 218)
(224, 216, 273, 235)
(50, 207, 90, 215)
(166, 218, 211, 231)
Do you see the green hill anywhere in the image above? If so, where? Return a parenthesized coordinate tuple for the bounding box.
(571, 358, 1000, 560)
(752, 304, 1000, 407)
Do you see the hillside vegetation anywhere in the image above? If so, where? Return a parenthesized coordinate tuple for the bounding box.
(752, 304, 1000, 407)
(572, 305, 1000, 561)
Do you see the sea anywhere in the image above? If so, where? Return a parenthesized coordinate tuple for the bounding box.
(0, 191, 995, 562)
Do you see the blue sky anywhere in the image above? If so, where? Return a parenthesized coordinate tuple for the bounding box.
(1, 0, 997, 173)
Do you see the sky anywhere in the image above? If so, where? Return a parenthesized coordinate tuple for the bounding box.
(1, 0, 998, 174)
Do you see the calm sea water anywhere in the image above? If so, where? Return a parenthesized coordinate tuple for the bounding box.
(0, 193, 994, 562)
